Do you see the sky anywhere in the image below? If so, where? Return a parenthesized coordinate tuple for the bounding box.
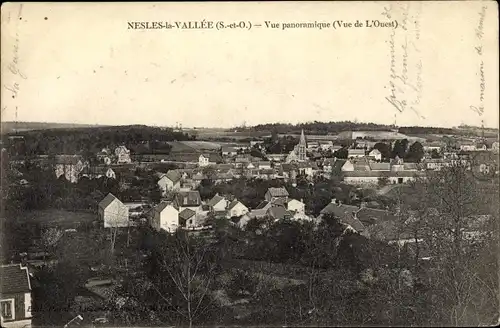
(1, 1, 498, 129)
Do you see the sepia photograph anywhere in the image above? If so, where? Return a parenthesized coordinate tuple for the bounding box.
(1, 1, 499, 327)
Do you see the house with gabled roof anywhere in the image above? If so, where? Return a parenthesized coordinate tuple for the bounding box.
(151, 202, 179, 232)
(0, 264, 32, 328)
(207, 194, 228, 212)
(174, 191, 202, 213)
(265, 187, 289, 203)
(348, 149, 366, 158)
(157, 170, 182, 195)
(179, 208, 197, 228)
(287, 199, 305, 214)
(221, 146, 238, 157)
(369, 162, 391, 171)
(257, 161, 272, 170)
(368, 149, 382, 161)
(319, 200, 367, 236)
(81, 166, 116, 180)
(198, 153, 222, 167)
(54, 155, 88, 183)
(98, 193, 129, 228)
(115, 146, 132, 164)
(226, 199, 249, 218)
(267, 206, 293, 221)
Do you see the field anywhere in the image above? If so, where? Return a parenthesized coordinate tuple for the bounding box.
(1, 121, 106, 134)
(167, 140, 221, 152)
(17, 209, 97, 228)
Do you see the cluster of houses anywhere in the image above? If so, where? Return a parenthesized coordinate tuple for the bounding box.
(97, 186, 314, 233)
(97, 182, 489, 259)
(10, 129, 497, 189)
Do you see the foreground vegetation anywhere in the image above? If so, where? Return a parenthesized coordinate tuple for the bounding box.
(19, 166, 498, 326)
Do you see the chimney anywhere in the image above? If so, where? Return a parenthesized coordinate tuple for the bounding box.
(331, 198, 337, 204)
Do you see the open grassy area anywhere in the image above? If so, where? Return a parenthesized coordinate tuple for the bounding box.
(17, 209, 97, 228)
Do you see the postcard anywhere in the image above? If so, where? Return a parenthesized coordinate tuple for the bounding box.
(1, 2, 499, 327)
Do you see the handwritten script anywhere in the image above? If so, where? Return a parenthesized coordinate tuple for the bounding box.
(383, 3, 424, 120)
(2, 4, 26, 115)
(470, 5, 487, 117)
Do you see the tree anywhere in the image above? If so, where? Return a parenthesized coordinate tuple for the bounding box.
(405, 141, 424, 163)
(333, 147, 348, 159)
(392, 163, 499, 325)
(145, 230, 221, 327)
(373, 142, 391, 160)
(108, 204, 129, 255)
(391, 139, 409, 159)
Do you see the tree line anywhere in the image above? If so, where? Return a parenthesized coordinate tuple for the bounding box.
(4, 125, 194, 158)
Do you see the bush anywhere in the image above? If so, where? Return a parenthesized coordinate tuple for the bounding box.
(227, 269, 258, 298)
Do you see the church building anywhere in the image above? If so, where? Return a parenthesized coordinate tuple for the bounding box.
(286, 129, 308, 163)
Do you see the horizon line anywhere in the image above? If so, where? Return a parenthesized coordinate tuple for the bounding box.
(2, 120, 499, 131)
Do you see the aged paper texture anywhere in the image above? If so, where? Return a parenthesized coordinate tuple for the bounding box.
(1, 1, 499, 327)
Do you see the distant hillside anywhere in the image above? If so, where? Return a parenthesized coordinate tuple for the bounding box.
(1, 121, 106, 134)
(239, 121, 394, 135)
(3, 125, 195, 157)
(235, 121, 498, 138)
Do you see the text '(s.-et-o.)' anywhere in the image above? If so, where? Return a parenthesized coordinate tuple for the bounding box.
(126, 19, 400, 31)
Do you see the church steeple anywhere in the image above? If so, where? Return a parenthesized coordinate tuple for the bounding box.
(299, 129, 306, 147)
(297, 129, 307, 161)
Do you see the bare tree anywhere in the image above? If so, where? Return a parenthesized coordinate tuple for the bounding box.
(394, 162, 499, 325)
(107, 205, 129, 255)
(147, 230, 219, 328)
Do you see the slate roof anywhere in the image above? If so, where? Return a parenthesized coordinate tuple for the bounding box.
(319, 203, 370, 232)
(98, 193, 118, 209)
(207, 194, 225, 207)
(227, 199, 246, 211)
(353, 163, 370, 171)
(341, 215, 366, 232)
(348, 149, 366, 156)
(343, 171, 426, 178)
(320, 202, 359, 217)
(0, 264, 31, 294)
(267, 187, 289, 197)
(176, 191, 202, 207)
(179, 208, 196, 221)
(271, 198, 287, 207)
(155, 201, 176, 213)
(267, 206, 292, 220)
(369, 162, 391, 171)
(165, 170, 182, 184)
(247, 209, 268, 219)
(256, 201, 272, 210)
